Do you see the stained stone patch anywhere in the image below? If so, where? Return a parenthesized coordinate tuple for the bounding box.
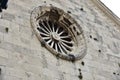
(2, 13, 15, 21)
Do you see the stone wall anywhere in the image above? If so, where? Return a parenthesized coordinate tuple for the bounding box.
(0, 0, 120, 80)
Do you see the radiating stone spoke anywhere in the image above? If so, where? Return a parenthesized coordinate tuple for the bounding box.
(60, 43, 69, 54)
(50, 41, 54, 48)
(61, 39, 73, 44)
(47, 21, 52, 32)
(52, 23, 55, 32)
(39, 22, 50, 33)
(61, 42, 72, 50)
(55, 26, 60, 33)
(60, 35, 71, 38)
(58, 43, 64, 53)
(55, 43, 58, 52)
(41, 21, 51, 32)
(46, 39, 52, 44)
(40, 27, 49, 34)
(43, 37, 50, 40)
(58, 31, 64, 35)
(40, 32, 49, 36)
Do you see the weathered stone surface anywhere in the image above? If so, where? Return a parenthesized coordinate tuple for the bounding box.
(0, 0, 120, 80)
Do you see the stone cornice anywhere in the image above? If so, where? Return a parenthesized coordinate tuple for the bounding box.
(91, 0, 120, 26)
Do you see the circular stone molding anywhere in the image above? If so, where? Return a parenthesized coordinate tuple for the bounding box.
(30, 6, 87, 61)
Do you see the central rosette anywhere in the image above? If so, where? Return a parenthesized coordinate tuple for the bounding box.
(50, 32, 61, 42)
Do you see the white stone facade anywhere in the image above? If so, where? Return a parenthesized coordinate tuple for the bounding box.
(0, 0, 120, 80)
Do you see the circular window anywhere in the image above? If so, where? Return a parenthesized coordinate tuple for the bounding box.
(30, 6, 87, 61)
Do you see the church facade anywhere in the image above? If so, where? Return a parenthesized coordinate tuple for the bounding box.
(0, 0, 120, 80)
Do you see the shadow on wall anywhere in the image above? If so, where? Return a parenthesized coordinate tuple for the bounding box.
(0, 68, 2, 80)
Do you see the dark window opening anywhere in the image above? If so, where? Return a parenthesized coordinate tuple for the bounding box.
(0, 0, 8, 12)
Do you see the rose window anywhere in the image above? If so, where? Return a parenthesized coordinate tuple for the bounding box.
(37, 20, 74, 54)
(30, 6, 87, 61)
